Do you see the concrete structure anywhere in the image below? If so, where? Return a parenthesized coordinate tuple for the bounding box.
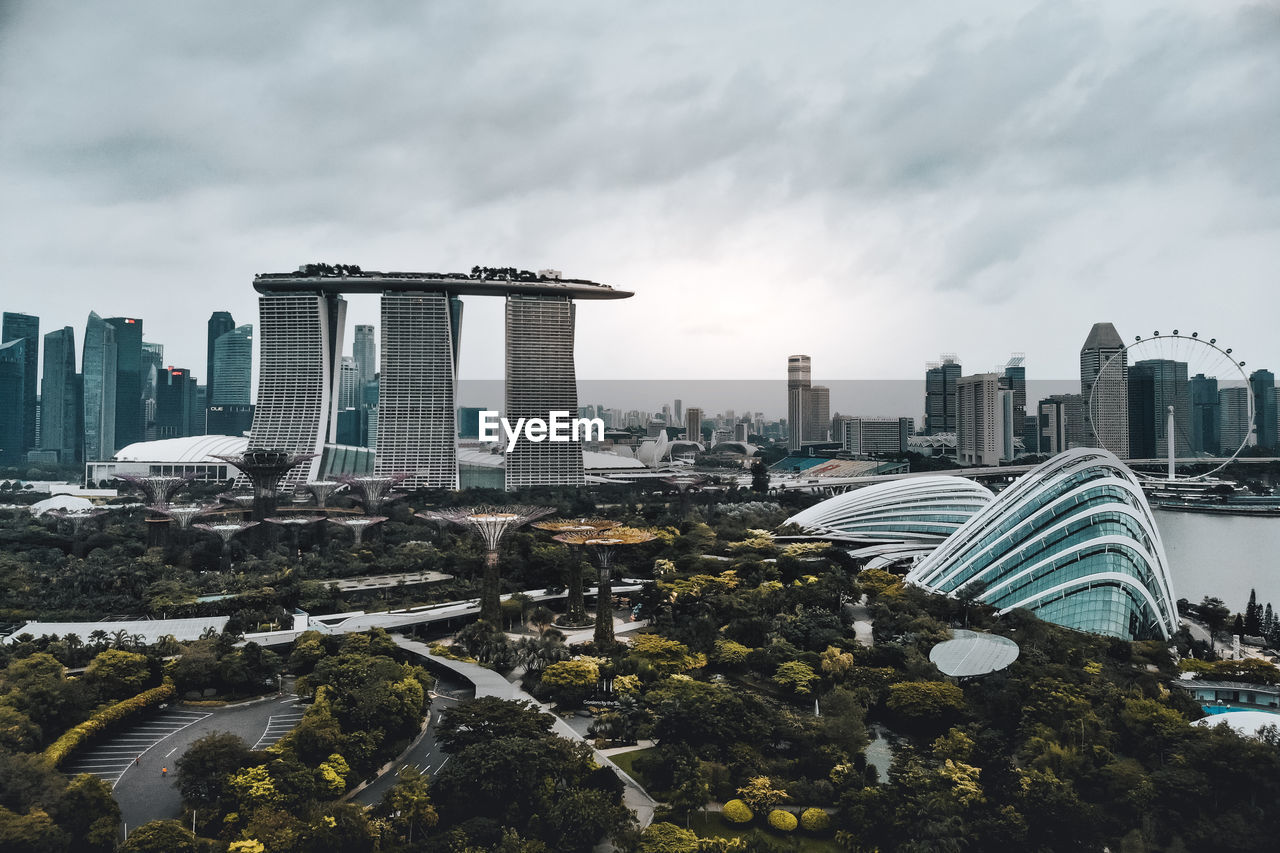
(787, 355, 811, 450)
(1218, 386, 1251, 454)
(211, 324, 252, 406)
(805, 384, 830, 443)
(1251, 369, 1278, 452)
(2, 312, 39, 455)
(925, 356, 961, 435)
(957, 373, 1006, 466)
(505, 295, 581, 488)
(40, 326, 81, 464)
(1189, 373, 1219, 455)
(684, 407, 703, 444)
(82, 312, 117, 464)
(105, 317, 144, 451)
(206, 311, 236, 409)
(841, 417, 913, 456)
(1129, 359, 1189, 460)
(155, 367, 200, 439)
(352, 323, 377, 389)
(784, 476, 994, 544)
(1081, 322, 1129, 457)
(908, 448, 1178, 641)
(0, 339, 26, 465)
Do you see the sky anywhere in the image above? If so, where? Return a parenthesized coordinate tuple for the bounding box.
(2, 1, 1277, 402)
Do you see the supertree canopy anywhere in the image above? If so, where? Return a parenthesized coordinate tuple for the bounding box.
(532, 519, 621, 624)
(157, 505, 211, 530)
(553, 526, 656, 644)
(266, 515, 325, 554)
(212, 450, 317, 520)
(337, 474, 410, 515)
(304, 481, 344, 509)
(421, 505, 554, 623)
(117, 473, 196, 508)
(327, 515, 387, 547)
(194, 519, 260, 571)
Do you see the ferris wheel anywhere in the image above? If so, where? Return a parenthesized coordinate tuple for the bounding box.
(1087, 330, 1254, 481)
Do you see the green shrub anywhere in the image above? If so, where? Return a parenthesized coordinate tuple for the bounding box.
(639, 822, 699, 853)
(721, 799, 753, 824)
(44, 680, 176, 767)
(800, 807, 830, 832)
(767, 809, 797, 832)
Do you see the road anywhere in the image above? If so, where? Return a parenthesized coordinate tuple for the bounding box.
(63, 695, 304, 833)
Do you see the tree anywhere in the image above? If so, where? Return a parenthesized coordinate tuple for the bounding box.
(84, 649, 150, 700)
(541, 659, 600, 708)
(175, 732, 253, 815)
(773, 660, 820, 695)
(750, 460, 769, 493)
(382, 766, 438, 844)
(434, 697, 554, 753)
(118, 819, 197, 853)
(1198, 596, 1231, 638)
(736, 776, 789, 814)
(885, 681, 966, 729)
(51, 774, 119, 853)
(0, 806, 67, 853)
(640, 822, 699, 853)
(628, 635, 706, 675)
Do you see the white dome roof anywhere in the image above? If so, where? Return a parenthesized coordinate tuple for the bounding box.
(113, 435, 249, 464)
(30, 494, 95, 516)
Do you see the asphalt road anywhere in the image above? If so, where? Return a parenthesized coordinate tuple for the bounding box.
(354, 672, 472, 807)
(63, 695, 305, 833)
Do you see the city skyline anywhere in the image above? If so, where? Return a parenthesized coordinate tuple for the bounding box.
(2, 2, 1277, 383)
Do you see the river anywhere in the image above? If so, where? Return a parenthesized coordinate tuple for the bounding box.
(1154, 509, 1280, 612)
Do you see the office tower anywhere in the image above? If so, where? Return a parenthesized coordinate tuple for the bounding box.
(842, 417, 913, 456)
(505, 295, 582, 489)
(155, 367, 198, 438)
(206, 311, 236, 406)
(674, 399, 683, 428)
(1218, 386, 1250, 453)
(957, 373, 1005, 465)
(105, 317, 143, 451)
(337, 357, 359, 411)
(458, 406, 484, 440)
(806, 385, 830, 442)
(1189, 374, 1219, 455)
(82, 312, 117, 461)
(1038, 397, 1069, 456)
(353, 324, 376, 390)
(1251, 369, 1278, 452)
(377, 292, 463, 488)
(1002, 355, 1030, 454)
(2, 313, 39, 455)
(0, 340, 26, 465)
(685, 407, 703, 444)
(924, 356, 961, 435)
(245, 291, 347, 490)
(1000, 389, 1015, 461)
(1080, 322, 1129, 456)
(211, 325, 253, 405)
(787, 355, 811, 450)
(40, 327, 81, 464)
(1023, 415, 1041, 455)
(1130, 359, 1189, 459)
(140, 342, 163, 440)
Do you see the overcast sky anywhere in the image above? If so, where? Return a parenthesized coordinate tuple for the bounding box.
(2, 1, 1277, 394)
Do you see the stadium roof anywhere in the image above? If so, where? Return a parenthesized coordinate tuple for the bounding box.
(114, 435, 249, 463)
(929, 629, 1020, 678)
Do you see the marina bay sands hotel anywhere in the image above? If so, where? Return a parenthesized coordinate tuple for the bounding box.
(246, 265, 633, 491)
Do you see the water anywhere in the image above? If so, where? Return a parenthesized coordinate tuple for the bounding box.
(1154, 510, 1280, 612)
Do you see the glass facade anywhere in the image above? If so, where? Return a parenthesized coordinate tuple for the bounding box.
(907, 448, 1177, 640)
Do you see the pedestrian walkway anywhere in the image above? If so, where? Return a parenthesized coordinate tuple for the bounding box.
(62, 708, 210, 788)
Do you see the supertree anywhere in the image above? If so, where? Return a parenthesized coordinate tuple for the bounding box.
(266, 515, 325, 555)
(532, 519, 621, 625)
(661, 473, 709, 518)
(45, 508, 109, 556)
(420, 506, 554, 623)
(327, 515, 387, 547)
(117, 473, 196, 508)
(211, 449, 317, 521)
(157, 505, 210, 530)
(305, 480, 344, 510)
(553, 526, 656, 644)
(337, 473, 410, 515)
(194, 519, 260, 571)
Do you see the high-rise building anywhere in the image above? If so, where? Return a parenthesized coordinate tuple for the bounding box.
(211, 324, 253, 405)
(841, 417, 913, 456)
(82, 312, 117, 461)
(337, 357, 359, 411)
(1218, 386, 1251, 454)
(1250, 369, 1277, 452)
(0, 340, 27, 466)
(805, 385, 830, 442)
(1188, 373, 1219, 455)
(155, 367, 199, 439)
(377, 292, 462, 488)
(1130, 359, 1189, 459)
(245, 291, 347, 490)
(206, 311, 236, 407)
(673, 399, 683, 428)
(2, 313, 39, 455)
(1127, 363, 1157, 459)
(40, 327, 81, 464)
(924, 356, 961, 435)
(353, 324, 377, 390)
(957, 373, 1005, 466)
(1002, 355, 1029, 454)
(505, 295, 582, 489)
(1080, 322, 1129, 456)
(105, 317, 144, 451)
(458, 406, 484, 440)
(787, 355, 811, 450)
(685, 407, 703, 444)
(141, 342, 164, 440)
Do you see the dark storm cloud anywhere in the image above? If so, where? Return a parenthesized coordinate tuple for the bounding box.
(0, 1, 1277, 381)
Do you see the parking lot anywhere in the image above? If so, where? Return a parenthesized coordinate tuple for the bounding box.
(62, 708, 211, 787)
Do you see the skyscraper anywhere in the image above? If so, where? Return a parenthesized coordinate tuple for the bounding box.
(40, 327, 81, 464)
(1080, 322, 1129, 456)
(206, 311, 236, 406)
(685, 407, 703, 444)
(353, 324, 376, 390)
(155, 367, 198, 439)
(1131, 359, 1189, 459)
(787, 355, 811, 450)
(0, 340, 27, 466)
(1001, 355, 1032, 453)
(1218, 387, 1251, 456)
(2, 312, 39, 455)
(212, 325, 253, 405)
(805, 385, 830, 442)
(338, 357, 359, 411)
(505, 295, 582, 489)
(957, 373, 1005, 466)
(1250, 369, 1277, 452)
(1189, 373, 1219, 455)
(82, 312, 117, 462)
(925, 356, 961, 435)
(1127, 363, 1157, 459)
(105, 317, 144, 451)
(377, 292, 463, 488)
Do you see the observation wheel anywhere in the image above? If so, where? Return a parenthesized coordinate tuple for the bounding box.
(1088, 330, 1253, 481)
